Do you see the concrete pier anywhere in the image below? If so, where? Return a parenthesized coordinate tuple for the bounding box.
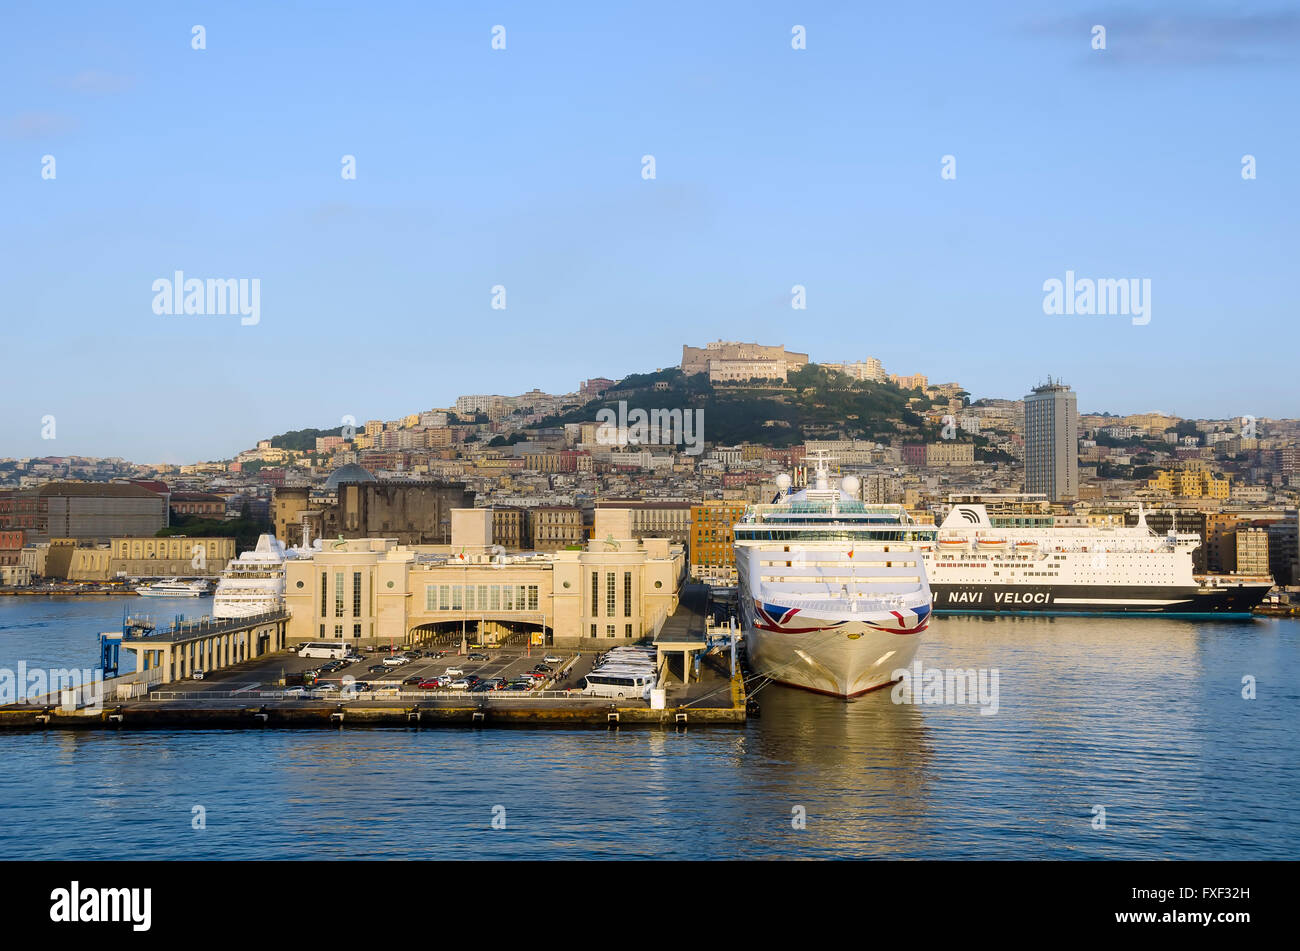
(120, 610, 289, 684)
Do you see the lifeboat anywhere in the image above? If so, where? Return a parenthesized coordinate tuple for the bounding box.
(938, 537, 969, 548)
(976, 537, 1008, 550)
(1015, 540, 1038, 551)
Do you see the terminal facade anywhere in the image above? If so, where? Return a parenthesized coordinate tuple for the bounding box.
(283, 508, 684, 649)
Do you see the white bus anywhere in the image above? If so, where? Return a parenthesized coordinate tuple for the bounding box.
(297, 641, 350, 660)
(583, 671, 655, 700)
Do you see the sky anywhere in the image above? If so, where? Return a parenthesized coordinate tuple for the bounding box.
(2, 1, 1297, 463)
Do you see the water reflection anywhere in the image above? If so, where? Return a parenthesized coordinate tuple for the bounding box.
(0, 613, 1294, 859)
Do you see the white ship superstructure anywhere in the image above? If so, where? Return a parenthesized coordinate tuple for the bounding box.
(212, 534, 294, 619)
(926, 495, 1271, 615)
(735, 455, 933, 698)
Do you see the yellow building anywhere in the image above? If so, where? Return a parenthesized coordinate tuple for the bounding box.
(689, 501, 748, 580)
(1125, 412, 1180, 436)
(1148, 466, 1230, 499)
(110, 536, 235, 576)
(57, 536, 236, 580)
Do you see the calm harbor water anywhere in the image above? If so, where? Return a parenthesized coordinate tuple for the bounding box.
(1, 596, 1297, 859)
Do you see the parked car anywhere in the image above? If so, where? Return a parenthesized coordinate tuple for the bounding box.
(448, 679, 471, 690)
(445, 666, 464, 677)
(467, 652, 489, 661)
(433, 650, 449, 659)
(505, 682, 531, 691)
(417, 679, 443, 689)
(282, 686, 306, 698)
(367, 665, 388, 674)
(403, 675, 424, 685)
(382, 655, 410, 667)
(533, 664, 553, 673)
(192, 670, 205, 681)
(469, 682, 493, 693)
(543, 655, 562, 664)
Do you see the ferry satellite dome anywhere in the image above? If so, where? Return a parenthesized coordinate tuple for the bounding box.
(324, 463, 377, 492)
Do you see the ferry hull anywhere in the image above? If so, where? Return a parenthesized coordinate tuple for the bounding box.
(932, 582, 1270, 616)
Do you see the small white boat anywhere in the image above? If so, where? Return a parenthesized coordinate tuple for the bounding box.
(135, 578, 212, 598)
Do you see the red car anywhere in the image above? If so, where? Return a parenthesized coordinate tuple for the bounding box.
(418, 678, 445, 689)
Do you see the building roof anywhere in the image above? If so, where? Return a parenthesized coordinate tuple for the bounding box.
(323, 463, 377, 492)
(38, 482, 163, 499)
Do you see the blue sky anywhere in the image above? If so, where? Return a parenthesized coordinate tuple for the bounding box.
(2, 1, 1297, 462)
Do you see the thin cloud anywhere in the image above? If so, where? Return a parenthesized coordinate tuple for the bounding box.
(1028, 7, 1300, 67)
(59, 69, 134, 94)
(3, 112, 80, 139)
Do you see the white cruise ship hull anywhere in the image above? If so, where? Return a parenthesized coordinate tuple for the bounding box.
(732, 461, 934, 699)
(212, 598, 282, 619)
(738, 583, 931, 698)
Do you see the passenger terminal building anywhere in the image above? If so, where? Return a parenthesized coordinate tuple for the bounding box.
(283, 508, 684, 650)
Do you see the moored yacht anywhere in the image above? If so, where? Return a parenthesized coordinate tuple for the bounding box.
(135, 578, 211, 598)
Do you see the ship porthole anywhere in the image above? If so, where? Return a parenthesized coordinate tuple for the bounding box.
(295, 581, 304, 588)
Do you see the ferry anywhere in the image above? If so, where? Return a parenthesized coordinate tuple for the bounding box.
(926, 494, 1272, 616)
(135, 578, 211, 598)
(734, 454, 933, 698)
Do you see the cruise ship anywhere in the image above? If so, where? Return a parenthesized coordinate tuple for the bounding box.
(735, 456, 933, 698)
(926, 495, 1272, 616)
(135, 578, 211, 598)
(212, 534, 295, 619)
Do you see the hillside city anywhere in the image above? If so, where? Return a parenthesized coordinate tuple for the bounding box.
(2, 340, 1298, 593)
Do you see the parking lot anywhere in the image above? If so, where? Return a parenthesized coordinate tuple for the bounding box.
(317, 645, 590, 695)
(146, 644, 616, 706)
